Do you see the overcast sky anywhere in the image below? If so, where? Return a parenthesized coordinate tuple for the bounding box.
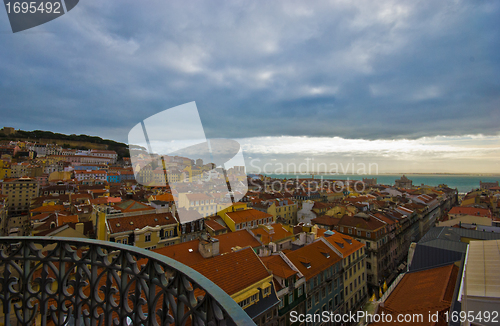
(1, 0, 499, 173)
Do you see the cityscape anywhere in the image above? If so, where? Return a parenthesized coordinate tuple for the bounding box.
(0, 126, 499, 325)
(1, 1, 500, 325)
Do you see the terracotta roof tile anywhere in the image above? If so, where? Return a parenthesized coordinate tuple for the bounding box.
(322, 231, 364, 257)
(372, 264, 459, 326)
(286, 239, 341, 280)
(251, 223, 293, 245)
(215, 229, 262, 253)
(226, 209, 273, 224)
(449, 206, 492, 218)
(261, 254, 298, 279)
(107, 212, 177, 234)
(191, 247, 270, 295)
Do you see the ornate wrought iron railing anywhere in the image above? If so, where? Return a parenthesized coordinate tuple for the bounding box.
(0, 237, 256, 326)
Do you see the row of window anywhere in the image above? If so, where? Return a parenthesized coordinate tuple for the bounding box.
(345, 273, 364, 297)
(235, 217, 273, 230)
(189, 199, 215, 206)
(306, 284, 343, 310)
(238, 286, 271, 309)
(344, 260, 364, 281)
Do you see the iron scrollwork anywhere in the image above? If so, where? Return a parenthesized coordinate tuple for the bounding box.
(0, 237, 255, 326)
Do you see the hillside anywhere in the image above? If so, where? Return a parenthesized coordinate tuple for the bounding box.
(0, 129, 130, 158)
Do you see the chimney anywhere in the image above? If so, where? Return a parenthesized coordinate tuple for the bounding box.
(75, 222, 85, 235)
(198, 237, 220, 258)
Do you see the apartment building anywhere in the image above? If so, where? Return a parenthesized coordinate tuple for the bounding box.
(1, 177, 39, 216)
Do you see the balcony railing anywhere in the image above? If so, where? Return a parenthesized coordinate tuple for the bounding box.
(0, 236, 255, 326)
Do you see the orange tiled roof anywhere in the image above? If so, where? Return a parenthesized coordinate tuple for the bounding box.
(112, 200, 155, 213)
(215, 229, 262, 253)
(191, 247, 271, 295)
(251, 223, 293, 245)
(204, 218, 226, 232)
(449, 206, 492, 218)
(338, 214, 386, 231)
(372, 264, 459, 326)
(226, 208, 273, 224)
(322, 231, 364, 257)
(152, 239, 205, 266)
(311, 215, 340, 226)
(261, 254, 298, 279)
(151, 193, 175, 202)
(57, 214, 79, 226)
(107, 212, 177, 234)
(286, 239, 341, 280)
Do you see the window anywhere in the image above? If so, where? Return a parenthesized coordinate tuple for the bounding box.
(357, 230, 361, 236)
(278, 299, 284, 309)
(263, 287, 270, 296)
(288, 292, 293, 304)
(307, 297, 312, 309)
(315, 293, 319, 304)
(322, 287, 326, 298)
(298, 285, 303, 297)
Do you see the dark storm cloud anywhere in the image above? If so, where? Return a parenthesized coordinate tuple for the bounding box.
(0, 0, 499, 142)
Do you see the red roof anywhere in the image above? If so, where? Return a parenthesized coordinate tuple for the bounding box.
(372, 264, 459, 326)
(191, 247, 270, 295)
(226, 209, 273, 224)
(286, 239, 341, 280)
(449, 206, 492, 218)
(261, 254, 298, 279)
(251, 223, 293, 245)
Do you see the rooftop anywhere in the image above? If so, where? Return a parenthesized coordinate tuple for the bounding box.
(286, 239, 341, 280)
(191, 247, 271, 296)
(466, 240, 500, 298)
(226, 208, 273, 224)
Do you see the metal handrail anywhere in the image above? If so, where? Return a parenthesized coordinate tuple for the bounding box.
(0, 236, 255, 326)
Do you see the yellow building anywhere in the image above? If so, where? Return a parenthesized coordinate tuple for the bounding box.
(216, 202, 248, 219)
(222, 208, 274, 232)
(178, 193, 217, 217)
(105, 212, 180, 249)
(0, 159, 11, 180)
(1, 177, 39, 216)
(323, 231, 367, 312)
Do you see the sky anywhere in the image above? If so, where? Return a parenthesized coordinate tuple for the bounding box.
(1, 0, 499, 173)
